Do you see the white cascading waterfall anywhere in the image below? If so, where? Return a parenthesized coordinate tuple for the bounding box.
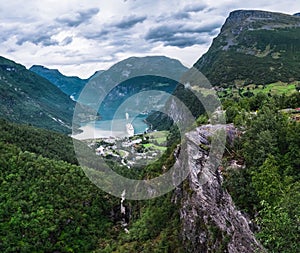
(120, 189, 129, 233)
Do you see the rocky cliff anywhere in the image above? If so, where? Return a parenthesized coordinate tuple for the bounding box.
(194, 10, 300, 86)
(174, 124, 265, 253)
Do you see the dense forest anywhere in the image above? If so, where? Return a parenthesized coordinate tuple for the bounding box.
(0, 91, 299, 252)
(223, 92, 300, 252)
(0, 119, 183, 252)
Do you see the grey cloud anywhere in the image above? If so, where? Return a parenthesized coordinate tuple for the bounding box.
(61, 36, 73, 46)
(82, 29, 110, 40)
(145, 24, 176, 41)
(16, 30, 59, 47)
(174, 12, 190, 20)
(80, 14, 146, 42)
(7, 48, 16, 53)
(114, 15, 147, 29)
(82, 15, 146, 41)
(165, 36, 209, 48)
(156, 3, 207, 22)
(0, 26, 15, 43)
(183, 3, 207, 12)
(209, 29, 219, 36)
(145, 21, 222, 48)
(38, 38, 59, 46)
(12, 22, 63, 47)
(182, 22, 222, 33)
(56, 8, 99, 27)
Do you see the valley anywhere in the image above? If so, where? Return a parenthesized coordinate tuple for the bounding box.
(0, 7, 299, 253)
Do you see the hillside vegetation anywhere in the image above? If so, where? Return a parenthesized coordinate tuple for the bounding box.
(30, 65, 88, 100)
(0, 120, 184, 252)
(223, 92, 300, 252)
(0, 56, 75, 133)
(195, 10, 300, 86)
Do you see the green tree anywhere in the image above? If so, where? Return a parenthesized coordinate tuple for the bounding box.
(251, 155, 284, 205)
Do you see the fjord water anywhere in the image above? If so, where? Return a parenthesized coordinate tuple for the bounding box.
(73, 115, 148, 140)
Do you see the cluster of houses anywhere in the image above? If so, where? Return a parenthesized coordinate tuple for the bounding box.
(93, 135, 161, 168)
(281, 107, 300, 121)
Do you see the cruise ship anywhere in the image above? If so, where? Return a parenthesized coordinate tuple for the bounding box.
(125, 113, 134, 136)
(126, 123, 134, 137)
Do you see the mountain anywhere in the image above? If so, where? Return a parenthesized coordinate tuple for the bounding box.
(76, 56, 188, 121)
(30, 65, 88, 100)
(194, 10, 300, 86)
(92, 56, 188, 84)
(0, 56, 75, 133)
(89, 69, 106, 80)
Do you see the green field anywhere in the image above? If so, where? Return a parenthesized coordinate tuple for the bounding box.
(143, 143, 167, 151)
(247, 82, 297, 95)
(146, 131, 168, 145)
(142, 131, 169, 151)
(218, 81, 299, 98)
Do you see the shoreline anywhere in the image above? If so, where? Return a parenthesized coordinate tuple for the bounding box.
(72, 118, 149, 140)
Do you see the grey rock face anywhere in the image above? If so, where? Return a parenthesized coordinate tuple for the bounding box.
(176, 124, 265, 253)
(222, 10, 300, 35)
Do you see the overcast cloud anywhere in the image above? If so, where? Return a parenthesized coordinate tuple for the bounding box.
(0, 0, 299, 78)
(56, 8, 100, 27)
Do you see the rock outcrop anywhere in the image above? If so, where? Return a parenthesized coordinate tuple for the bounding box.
(175, 124, 265, 253)
(194, 10, 300, 86)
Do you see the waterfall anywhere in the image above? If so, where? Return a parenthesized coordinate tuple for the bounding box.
(120, 190, 129, 233)
(121, 189, 126, 215)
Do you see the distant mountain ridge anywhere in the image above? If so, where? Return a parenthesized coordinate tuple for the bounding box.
(88, 70, 106, 80)
(75, 56, 188, 121)
(0, 56, 75, 133)
(194, 10, 300, 86)
(30, 56, 187, 106)
(30, 65, 89, 100)
(29, 56, 188, 125)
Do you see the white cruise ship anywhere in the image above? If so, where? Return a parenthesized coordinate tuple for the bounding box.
(126, 123, 134, 137)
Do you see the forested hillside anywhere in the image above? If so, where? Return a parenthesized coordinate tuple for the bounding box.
(30, 65, 87, 100)
(0, 120, 184, 252)
(223, 92, 300, 252)
(0, 119, 77, 164)
(0, 141, 115, 252)
(195, 10, 300, 86)
(0, 56, 75, 133)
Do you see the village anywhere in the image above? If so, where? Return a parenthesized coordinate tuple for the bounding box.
(87, 130, 169, 168)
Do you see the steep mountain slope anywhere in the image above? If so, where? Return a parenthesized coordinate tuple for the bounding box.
(194, 10, 300, 86)
(0, 140, 116, 252)
(76, 56, 188, 120)
(0, 118, 78, 164)
(30, 65, 88, 100)
(98, 75, 180, 120)
(92, 56, 188, 84)
(88, 70, 106, 81)
(0, 56, 75, 133)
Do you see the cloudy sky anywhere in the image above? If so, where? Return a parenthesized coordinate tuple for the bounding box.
(0, 0, 299, 78)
